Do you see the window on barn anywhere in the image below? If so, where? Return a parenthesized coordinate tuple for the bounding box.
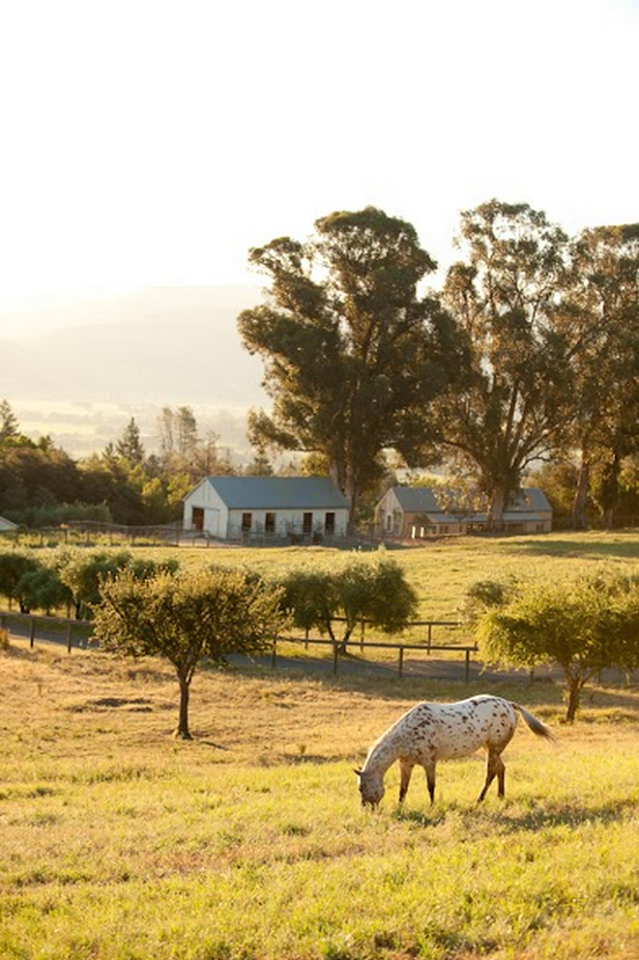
(303, 512, 313, 534)
(192, 507, 204, 531)
(325, 512, 335, 534)
(265, 512, 275, 534)
(241, 513, 252, 532)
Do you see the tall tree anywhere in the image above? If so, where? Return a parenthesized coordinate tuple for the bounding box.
(115, 418, 146, 468)
(0, 400, 20, 444)
(238, 207, 465, 521)
(437, 200, 574, 526)
(562, 224, 639, 529)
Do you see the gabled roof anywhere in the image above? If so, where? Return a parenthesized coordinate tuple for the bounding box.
(391, 487, 441, 513)
(192, 476, 350, 510)
(0, 515, 18, 531)
(389, 486, 551, 517)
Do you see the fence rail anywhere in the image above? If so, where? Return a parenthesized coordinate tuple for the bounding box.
(0, 611, 478, 680)
(271, 636, 478, 681)
(0, 611, 94, 651)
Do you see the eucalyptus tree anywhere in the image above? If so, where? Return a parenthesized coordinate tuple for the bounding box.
(436, 200, 575, 527)
(562, 224, 639, 528)
(238, 207, 466, 521)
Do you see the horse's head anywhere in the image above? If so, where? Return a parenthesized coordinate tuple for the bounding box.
(354, 768, 385, 809)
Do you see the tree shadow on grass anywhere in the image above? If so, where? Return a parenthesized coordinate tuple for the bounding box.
(392, 795, 639, 832)
(506, 537, 639, 560)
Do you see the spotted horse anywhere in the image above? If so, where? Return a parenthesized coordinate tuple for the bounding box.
(355, 694, 555, 809)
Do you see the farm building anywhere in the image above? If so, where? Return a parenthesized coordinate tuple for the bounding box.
(375, 486, 553, 538)
(0, 515, 17, 532)
(183, 476, 350, 542)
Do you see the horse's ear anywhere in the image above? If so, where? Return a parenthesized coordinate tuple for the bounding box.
(353, 768, 363, 777)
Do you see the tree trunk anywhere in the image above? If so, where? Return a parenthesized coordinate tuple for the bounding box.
(565, 677, 583, 723)
(600, 451, 621, 531)
(487, 486, 506, 532)
(174, 672, 192, 740)
(572, 452, 590, 531)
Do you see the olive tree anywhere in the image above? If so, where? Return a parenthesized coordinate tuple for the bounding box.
(0, 549, 41, 611)
(472, 570, 639, 721)
(93, 566, 289, 739)
(280, 554, 418, 649)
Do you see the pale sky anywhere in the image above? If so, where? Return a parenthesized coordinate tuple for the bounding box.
(1, 0, 637, 317)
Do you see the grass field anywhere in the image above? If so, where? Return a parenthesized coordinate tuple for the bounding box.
(2, 531, 639, 959)
(172, 528, 639, 624)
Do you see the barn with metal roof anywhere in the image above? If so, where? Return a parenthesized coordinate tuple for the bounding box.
(375, 486, 552, 538)
(183, 476, 350, 542)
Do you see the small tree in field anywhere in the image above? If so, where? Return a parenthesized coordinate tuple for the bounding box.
(280, 555, 418, 649)
(0, 550, 41, 611)
(473, 570, 639, 721)
(93, 566, 288, 739)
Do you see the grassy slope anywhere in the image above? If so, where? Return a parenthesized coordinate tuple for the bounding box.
(3, 531, 639, 959)
(1, 650, 639, 959)
(174, 529, 639, 622)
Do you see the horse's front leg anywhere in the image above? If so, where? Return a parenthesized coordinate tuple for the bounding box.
(398, 758, 414, 804)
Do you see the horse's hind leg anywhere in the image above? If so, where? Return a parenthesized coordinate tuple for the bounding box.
(478, 751, 506, 802)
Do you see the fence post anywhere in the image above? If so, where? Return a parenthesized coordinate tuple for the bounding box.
(465, 648, 471, 683)
(427, 623, 432, 652)
(66, 621, 73, 653)
(332, 643, 339, 676)
(29, 617, 36, 649)
(398, 646, 404, 677)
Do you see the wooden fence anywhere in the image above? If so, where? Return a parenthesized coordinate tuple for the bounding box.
(1, 611, 477, 681)
(270, 636, 478, 681)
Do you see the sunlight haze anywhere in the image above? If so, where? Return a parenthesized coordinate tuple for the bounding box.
(1, 0, 637, 456)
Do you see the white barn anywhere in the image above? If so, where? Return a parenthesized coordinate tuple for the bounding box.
(376, 486, 553, 539)
(183, 476, 350, 543)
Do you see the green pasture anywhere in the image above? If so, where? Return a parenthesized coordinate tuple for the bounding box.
(1, 653, 639, 957)
(3, 531, 639, 959)
(167, 529, 639, 643)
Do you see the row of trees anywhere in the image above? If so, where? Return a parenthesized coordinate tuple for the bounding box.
(0, 545, 418, 737)
(4, 541, 637, 727)
(239, 202, 639, 528)
(3, 199, 638, 531)
(0, 402, 237, 528)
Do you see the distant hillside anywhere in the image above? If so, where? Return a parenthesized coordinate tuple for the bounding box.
(1, 286, 270, 460)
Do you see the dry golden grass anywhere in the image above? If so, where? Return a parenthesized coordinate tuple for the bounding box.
(3, 535, 639, 960)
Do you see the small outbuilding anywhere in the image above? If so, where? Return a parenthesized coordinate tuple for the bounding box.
(183, 476, 350, 543)
(376, 486, 553, 539)
(0, 515, 17, 533)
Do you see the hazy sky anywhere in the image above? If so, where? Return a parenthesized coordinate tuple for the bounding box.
(1, 0, 637, 318)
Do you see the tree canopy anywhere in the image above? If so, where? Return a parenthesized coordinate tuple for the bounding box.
(279, 554, 418, 647)
(472, 569, 639, 721)
(560, 224, 639, 529)
(93, 566, 288, 739)
(436, 200, 575, 526)
(238, 206, 466, 521)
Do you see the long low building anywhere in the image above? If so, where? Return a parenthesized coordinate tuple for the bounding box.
(376, 486, 553, 538)
(183, 476, 350, 542)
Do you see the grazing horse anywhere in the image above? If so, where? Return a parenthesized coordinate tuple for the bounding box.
(355, 695, 554, 809)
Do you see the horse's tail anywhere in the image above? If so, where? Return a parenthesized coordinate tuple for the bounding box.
(512, 702, 556, 741)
